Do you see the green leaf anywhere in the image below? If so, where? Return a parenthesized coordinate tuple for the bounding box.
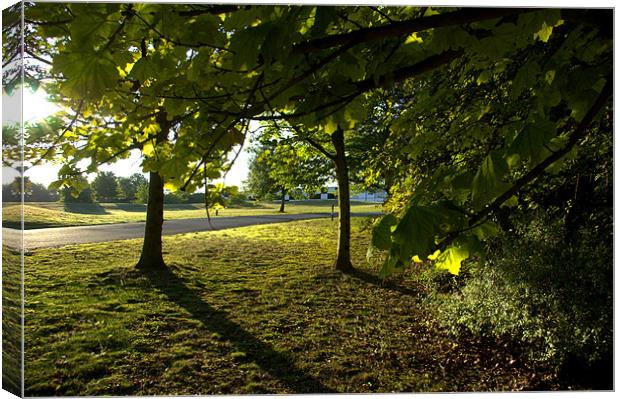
(323, 118, 338, 135)
(471, 220, 500, 240)
(471, 150, 511, 210)
(501, 196, 519, 208)
(476, 70, 491, 85)
(510, 115, 556, 166)
(371, 214, 398, 250)
(535, 21, 554, 43)
(129, 57, 158, 82)
(435, 245, 469, 275)
(511, 60, 540, 100)
(392, 204, 443, 260)
(69, 9, 118, 48)
(378, 248, 406, 279)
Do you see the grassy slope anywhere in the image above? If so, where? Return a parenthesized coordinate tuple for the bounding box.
(3, 200, 379, 229)
(24, 218, 546, 395)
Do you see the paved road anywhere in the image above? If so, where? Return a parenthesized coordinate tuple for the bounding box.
(2, 212, 381, 250)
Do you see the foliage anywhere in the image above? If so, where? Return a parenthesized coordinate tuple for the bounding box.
(437, 212, 612, 372)
(431, 121, 612, 381)
(244, 144, 277, 200)
(2, 177, 59, 202)
(364, 11, 612, 277)
(118, 173, 149, 201)
(135, 182, 149, 204)
(60, 176, 94, 203)
(92, 171, 120, 202)
(245, 137, 332, 201)
(24, 4, 612, 273)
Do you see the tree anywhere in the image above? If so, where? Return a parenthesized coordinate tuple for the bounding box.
(27, 3, 248, 269)
(28, 4, 610, 274)
(61, 176, 94, 203)
(135, 180, 150, 204)
(118, 173, 148, 201)
(363, 11, 612, 277)
(245, 137, 331, 212)
(245, 144, 279, 201)
(92, 171, 119, 202)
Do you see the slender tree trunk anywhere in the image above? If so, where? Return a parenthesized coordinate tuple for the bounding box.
(137, 113, 169, 270)
(279, 187, 286, 213)
(331, 127, 354, 273)
(136, 171, 166, 269)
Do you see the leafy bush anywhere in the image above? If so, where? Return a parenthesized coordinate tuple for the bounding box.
(436, 212, 612, 371)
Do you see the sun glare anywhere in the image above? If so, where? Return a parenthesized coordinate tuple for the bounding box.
(24, 88, 60, 122)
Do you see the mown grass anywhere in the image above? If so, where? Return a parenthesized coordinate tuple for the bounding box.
(3, 200, 379, 229)
(2, 247, 22, 396)
(22, 218, 552, 395)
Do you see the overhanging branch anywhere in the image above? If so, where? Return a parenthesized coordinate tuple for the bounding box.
(437, 75, 613, 251)
(292, 8, 536, 54)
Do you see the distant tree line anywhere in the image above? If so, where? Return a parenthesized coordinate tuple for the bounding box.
(2, 172, 249, 206)
(2, 177, 59, 202)
(2, 172, 149, 203)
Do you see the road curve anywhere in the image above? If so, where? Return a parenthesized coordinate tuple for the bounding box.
(2, 212, 381, 250)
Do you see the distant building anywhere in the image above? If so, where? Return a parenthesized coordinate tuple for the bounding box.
(315, 186, 386, 202)
(350, 190, 387, 203)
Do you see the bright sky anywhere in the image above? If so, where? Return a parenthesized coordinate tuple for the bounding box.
(2, 88, 251, 189)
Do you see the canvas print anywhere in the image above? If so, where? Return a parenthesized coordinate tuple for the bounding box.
(1, 1, 614, 396)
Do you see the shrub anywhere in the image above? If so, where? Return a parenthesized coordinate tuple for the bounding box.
(436, 212, 612, 371)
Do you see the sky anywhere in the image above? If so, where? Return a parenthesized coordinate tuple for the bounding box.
(2, 88, 252, 190)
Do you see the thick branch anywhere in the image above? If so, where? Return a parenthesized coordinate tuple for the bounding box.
(245, 49, 463, 122)
(355, 49, 464, 92)
(303, 137, 336, 161)
(289, 125, 336, 160)
(178, 5, 242, 17)
(292, 8, 536, 54)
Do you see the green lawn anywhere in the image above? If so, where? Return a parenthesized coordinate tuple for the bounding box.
(3, 200, 380, 229)
(2, 246, 22, 395)
(22, 218, 550, 395)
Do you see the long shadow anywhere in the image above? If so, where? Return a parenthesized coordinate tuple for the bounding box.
(161, 203, 204, 210)
(63, 202, 109, 215)
(112, 203, 147, 212)
(142, 265, 336, 394)
(347, 268, 424, 298)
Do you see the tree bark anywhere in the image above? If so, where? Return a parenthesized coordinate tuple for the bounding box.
(137, 113, 169, 270)
(136, 170, 166, 269)
(279, 187, 286, 213)
(331, 127, 354, 273)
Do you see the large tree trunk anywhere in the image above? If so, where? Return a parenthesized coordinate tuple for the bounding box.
(331, 127, 354, 273)
(137, 113, 169, 270)
(279, 187, 286, 213)
(136, 171, 166, 270)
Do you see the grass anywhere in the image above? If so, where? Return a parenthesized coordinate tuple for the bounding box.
(22, 218, 553, 395)
(2, 247, 22, 396)
(3, 200, 380, 229)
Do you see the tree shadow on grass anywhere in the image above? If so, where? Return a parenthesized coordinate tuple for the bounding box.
(346, 268, 424, 298)
(141, 265, 336, 394)
(111, 203, 147, 212)
(63, 202, 109, 215)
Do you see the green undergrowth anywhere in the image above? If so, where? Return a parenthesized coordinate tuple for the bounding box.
(3, 200, 379, 229)
(25, 218, 548, 395)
